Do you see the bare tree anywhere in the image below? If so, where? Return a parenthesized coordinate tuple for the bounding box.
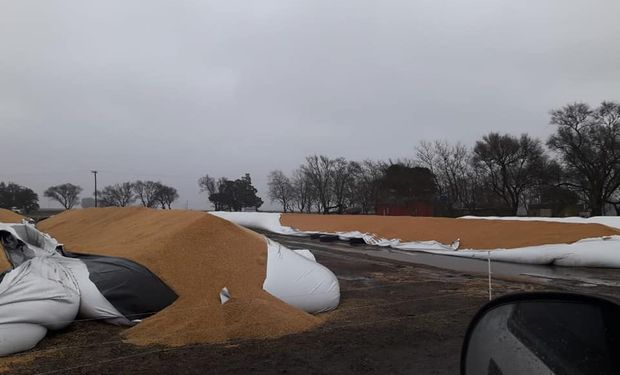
(607, 189, 620, 215)
(295, 156, 383, 214)
(547, 101, 620, 216)
(44, 183, 82, 209)
(291, 168, 315, 213)
(331, 159, 361, 214)
(155, 184, 179, 209)
(474, 133, 549, 215)
(133, 180, 161, 208)
(416, 140, 476, 213)
(302, 155, 337, 214)
(198, 175, 217, 196)
(267, 170, 294, 212)
(198, 174, 219, 210)
(99, 182, 135, 207)
(351, 160, 386, 214)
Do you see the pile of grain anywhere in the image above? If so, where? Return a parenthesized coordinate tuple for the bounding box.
(38, 207, 319, 346)
(0, 209, 25, 272)
(281, 214, 620, 250)
(0, 208, 23, 223)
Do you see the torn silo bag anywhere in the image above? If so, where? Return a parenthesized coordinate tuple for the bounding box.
(0, 257, 80, 356)
(53, 256, 132, 326)
(293, 249, 316, 262)
(263, 240, 340, 314)
(59, 250, 178, 322)
(1, 222, 177, 326)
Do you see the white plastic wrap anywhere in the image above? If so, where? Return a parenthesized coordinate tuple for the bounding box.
(210, 212, 459, 251)
(459, 215, 620, 230)
(210, 211, 303, 235)
(1, 222, 129, 324)
(434, 236, 620, 267)
(211, 212, 620, 268)
(0, 323, 47, 356)
(293, 249, 316, 262)
(0, 257, 80, 356)
(263, 240, 339, 314)
(54, 257, 131, 326)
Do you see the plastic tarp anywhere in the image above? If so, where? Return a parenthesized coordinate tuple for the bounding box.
(460, 215, 620, 230)
(211, 212, 620, 269)
(210, 211, 459, 251)
(263, 240, 339, 313)
(424, 236, 620, 268)
(0, 257, 80, 356)
(210, 211, 304, 236)
(60, 251, 177, 322)
(53, 256, 131, 326)
(210, 212, 341, 311)
(0, 223, 177, 324)
(0, 222, 177, 356)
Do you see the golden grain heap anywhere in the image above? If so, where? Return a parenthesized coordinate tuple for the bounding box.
(281, 214, 620, 249)
(38, 207, 320, 346)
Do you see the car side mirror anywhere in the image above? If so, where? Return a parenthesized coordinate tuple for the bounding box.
(461, 292, 620, 375)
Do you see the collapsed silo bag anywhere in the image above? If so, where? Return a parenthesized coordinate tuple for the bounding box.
(263, 240, 340, 314)
(59, 250, 178, 323)
(0, 257, 80, 356)
(0, 223, 177, 326)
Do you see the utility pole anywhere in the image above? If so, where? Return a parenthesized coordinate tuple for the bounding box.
(91, 170, 98, 207)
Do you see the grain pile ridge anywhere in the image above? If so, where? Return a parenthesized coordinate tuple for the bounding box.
(281, 214, 620, 250)
(38, 207, 320, 346)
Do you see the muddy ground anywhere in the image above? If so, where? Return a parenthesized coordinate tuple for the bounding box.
(3, 237, 595, 375)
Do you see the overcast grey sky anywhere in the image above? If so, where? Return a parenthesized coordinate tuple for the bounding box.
(1, 1, 619, 210)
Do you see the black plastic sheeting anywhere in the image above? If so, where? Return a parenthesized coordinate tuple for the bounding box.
(61, 250, 178, 320)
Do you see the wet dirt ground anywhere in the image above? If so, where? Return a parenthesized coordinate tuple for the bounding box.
(3, 236, 613, 375)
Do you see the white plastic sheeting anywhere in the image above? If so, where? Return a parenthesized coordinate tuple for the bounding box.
(55, 257, 131, 326)
(211, 211, 303, 236)
(0, 257, 80, 356)
(211, 212, 620, 269)
(460, 215, 620, 230)
(427, 236, 620, 268)
(263, 240, 339, 313)
(0, 223, 132, 356)
(210, 212, 459, 251)
(0, 223, 129, 325)
(293, 249, 316, 262)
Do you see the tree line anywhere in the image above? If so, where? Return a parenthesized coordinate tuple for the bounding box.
(2, 101, 618, 217)
(266, 156, 436, 215)
(44, 181, 179, 209)
(95, 180, 179, 209)
(0, 180, 180, 213)
(266, 102, 620, 216)
(0, 182, 39, 213)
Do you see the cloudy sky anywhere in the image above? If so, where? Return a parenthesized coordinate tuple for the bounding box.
(1, 1, 619, 210)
